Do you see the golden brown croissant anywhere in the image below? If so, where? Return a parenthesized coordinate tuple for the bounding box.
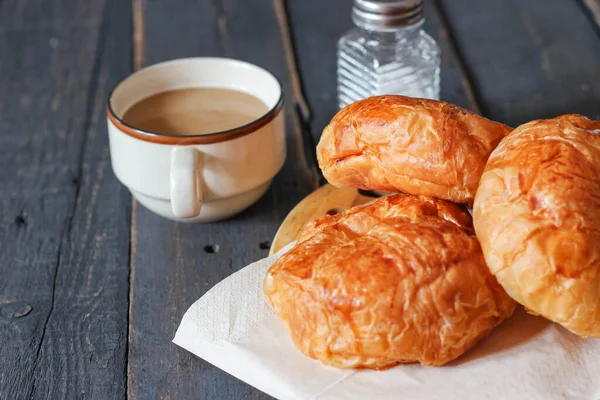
(474, 114, 600, 337)
(264, 194, 516, 369)
(317, 95, 511, 204)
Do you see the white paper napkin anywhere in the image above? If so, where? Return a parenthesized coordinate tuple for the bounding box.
(174, 245, 600, 400)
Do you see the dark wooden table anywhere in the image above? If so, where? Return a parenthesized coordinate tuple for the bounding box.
(1, 0, 600, 398)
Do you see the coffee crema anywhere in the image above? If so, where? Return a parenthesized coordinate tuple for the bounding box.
(121, 87, 268, 136)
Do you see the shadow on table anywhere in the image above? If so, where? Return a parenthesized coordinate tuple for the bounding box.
(450, 305, 552, 366)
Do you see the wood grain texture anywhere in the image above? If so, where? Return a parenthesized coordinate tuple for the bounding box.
(285, 0, 483, 147)
(127, 1, 319, 399)
(0, 0, 132, 398)
(438, 0, 600, 126)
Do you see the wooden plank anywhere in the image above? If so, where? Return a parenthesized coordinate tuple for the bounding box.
(127, 0, 319, 399)
(285, 0, 483, 147)
(438, 0, 600, 126)
(0, 0, 132, 398)
(425, 0, 481, 113)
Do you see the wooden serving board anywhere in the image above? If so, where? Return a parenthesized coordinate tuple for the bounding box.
(269, 184, 381, 255)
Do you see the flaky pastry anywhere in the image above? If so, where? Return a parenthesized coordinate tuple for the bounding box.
(317, 95, 511, 204)
(474, 114, 600, 337)
(265, 194, 515, 368)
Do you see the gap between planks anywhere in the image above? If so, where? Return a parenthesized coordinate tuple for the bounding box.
(272, 0, 311, 122)
(273, 0, 321, 188)
(211, 0, 231, 55)
(128, 0, 143, 398)
(432, 0, 484, 116)
(579, 0, 600, 34)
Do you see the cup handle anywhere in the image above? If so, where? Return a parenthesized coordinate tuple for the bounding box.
(170, 147, 202, 219)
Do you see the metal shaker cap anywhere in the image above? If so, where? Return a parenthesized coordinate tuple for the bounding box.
(352, 0, 424, 30)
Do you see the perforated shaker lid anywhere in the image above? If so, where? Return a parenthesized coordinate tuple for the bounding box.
(352, 0, 424, 30)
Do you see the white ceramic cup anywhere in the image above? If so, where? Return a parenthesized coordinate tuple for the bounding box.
(107, 58, 285, 222)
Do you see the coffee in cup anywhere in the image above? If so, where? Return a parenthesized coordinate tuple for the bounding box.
(121, 88, 268, 136)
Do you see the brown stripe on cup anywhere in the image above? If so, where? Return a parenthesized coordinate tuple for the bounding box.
(106, 95, 284, 145)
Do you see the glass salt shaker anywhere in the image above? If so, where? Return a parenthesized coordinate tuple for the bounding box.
(337, 0, 441, 108)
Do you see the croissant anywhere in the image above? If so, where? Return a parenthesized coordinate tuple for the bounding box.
(474, 114, 600, 337)
(264, 193, 516, 368)
(317, 95, 511, 204)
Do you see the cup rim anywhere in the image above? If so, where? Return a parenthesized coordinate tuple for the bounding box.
(106, 57, 284, 145)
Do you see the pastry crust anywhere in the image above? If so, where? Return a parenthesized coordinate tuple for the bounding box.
(473, 114, 600, 337)
(264, 194, 515, 368)
(317, 95, 511, 204)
